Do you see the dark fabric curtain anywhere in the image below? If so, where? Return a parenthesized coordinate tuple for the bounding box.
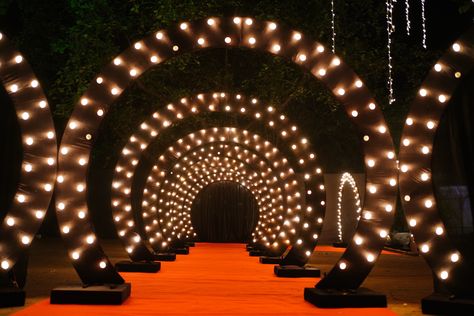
(191, 181, 259, 243)
(0, 86, 22, 223)
(433, 68, 474, 263)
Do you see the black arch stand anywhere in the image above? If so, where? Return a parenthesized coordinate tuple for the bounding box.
(304, 287, 387, 308)
(421, 274, 474, 315)
(0, 254, 28, 307)
(50, 283, 131, 305)
(273, 247, 321, 278)
(113, 243, 162, 273)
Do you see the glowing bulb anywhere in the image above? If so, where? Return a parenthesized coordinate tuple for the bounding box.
(339, 262, 347, 270)
(6, 217, 15, 226)
(99, 261, 107, 269)
(409, 219, 417, 227)
(21, 236, 30, 245)
(435, 226, 444, 235)
(421, 244, 430, 253)
(35, 210, 45, 219)
(424, 199, 433, 208)
(450, 253, 459, 263)
(86, 235, 94, 244)
(293, 32, 302, 40)
(1, 261, 10, 270)
(72, 252, 80, 260)
(367, 159, 375, 167)
(15, 55, 23, 63)
(366, 254, 375, 262)
(440, 271, 448, 280)
(452, 43, 461, 52)
(434, 63, 442, 72)
(17, 194, 25, 203)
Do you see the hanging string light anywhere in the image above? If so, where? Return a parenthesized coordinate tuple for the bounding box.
(421, 0, 427, 49)
(405, 0, 411, 35)
(331, 0, 336, 53)
(386, 0, 396, 104)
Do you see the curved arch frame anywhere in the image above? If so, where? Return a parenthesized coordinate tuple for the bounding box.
(132, 157, 269, 254)
(147, 145, 286, 245)
(399, 27, 474, 294)
(138, 128, 305, 252)
(56, 17, 397, 290)
(112, 92, 324, 260)
(336, 172, 362, 244)
(0, 33, 57, 276)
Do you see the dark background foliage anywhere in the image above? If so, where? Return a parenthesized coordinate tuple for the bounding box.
(0, 0, 473, 237)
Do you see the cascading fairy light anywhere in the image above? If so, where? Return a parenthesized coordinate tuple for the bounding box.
(405, 0, 411, 35)
(336, 172, 362, 243)
(421, 0, 427, 49)
(386, 0, 396, 104)
(331, 0, 336, 53)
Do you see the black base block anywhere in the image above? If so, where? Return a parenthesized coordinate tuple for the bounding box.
(50, 283, 131, 305)
(259, 256, 281, 264)
(246, 245, 254, 251)
(172, 247, 189, 255)
(115, 261, 161, 273)
(304, 287, 387, 308)
(0, 287, 25, 307)
(153, 253, 176, 261)
(274, 265, 321, 278)
(332, 242, 347, 248)
(249, 250, 262, 256)
(185, 242, 195, 247)
(422, 293, 474, 315)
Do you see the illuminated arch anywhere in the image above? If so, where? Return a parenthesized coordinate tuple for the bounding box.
(118, 146, 284, 257)
(146, 146, 287, 245)
(56, 17, 397, 289)
(138, 128, 307, 253)
(0, 33, 57, 275)
(335, 172, 362, 244)
(111, 93, 324, 260)
(398, 27, 474, 294)
(126, 157, 268, 254)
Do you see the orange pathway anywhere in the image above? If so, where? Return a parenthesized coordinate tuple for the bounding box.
(14, 243, 396, 315)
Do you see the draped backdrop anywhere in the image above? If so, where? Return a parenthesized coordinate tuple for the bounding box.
(191, 181, 259, 243)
